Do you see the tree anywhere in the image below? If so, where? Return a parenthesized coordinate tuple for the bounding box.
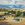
(4, 13, 6, 15)
(11, 10, 16, 14)
(16, 11, 22, 17)
(23, 11, 25, 17)
(8, 10, 16, 14)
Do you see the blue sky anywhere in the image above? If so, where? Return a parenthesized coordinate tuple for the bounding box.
(0, 5, 25, 8)
(0, 0, 25, 8)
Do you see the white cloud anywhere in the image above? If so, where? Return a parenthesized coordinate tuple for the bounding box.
(0, 0, 25, 5)
(0, 0, 8, 4)
(0, 0, 15, 4)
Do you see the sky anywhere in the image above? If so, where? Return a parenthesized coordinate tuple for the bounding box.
(0, 0, 25, 8)
(0, 5, 25, 8)
(0, 0, 15, 4)
(0, 0, 25, 5)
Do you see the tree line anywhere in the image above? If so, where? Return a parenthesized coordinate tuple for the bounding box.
(4, 10, 25, 17)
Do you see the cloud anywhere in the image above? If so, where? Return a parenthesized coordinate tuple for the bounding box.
(0, 0, 25, 5)
(0, 0, 15, 4)
(0, 0, 8, 4)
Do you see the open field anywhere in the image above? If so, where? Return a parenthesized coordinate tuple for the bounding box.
(0, 16, 25, 25)
(0, 19, 25, 25)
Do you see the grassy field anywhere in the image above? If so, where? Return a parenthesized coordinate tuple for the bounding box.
(0, 16, 25, 25)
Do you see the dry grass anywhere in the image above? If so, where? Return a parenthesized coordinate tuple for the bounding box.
(0, 16, 25, 25)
